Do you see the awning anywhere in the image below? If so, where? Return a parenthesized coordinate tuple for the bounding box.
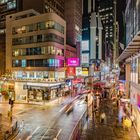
(118, 31, 140, 62)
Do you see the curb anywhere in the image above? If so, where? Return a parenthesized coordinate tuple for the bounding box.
(3, 118, 18, 140)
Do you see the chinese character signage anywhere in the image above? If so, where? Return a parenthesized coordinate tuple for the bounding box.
(82, 67, 89, 76)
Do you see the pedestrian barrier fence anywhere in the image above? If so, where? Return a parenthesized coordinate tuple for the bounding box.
(69, 109, 87, 140)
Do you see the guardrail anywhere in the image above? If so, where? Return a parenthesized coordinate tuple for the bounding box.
(69, 109, 87, 140)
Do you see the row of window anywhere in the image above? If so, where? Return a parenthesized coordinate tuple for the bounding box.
(12, 20, 64, 35)
(12, 33, 64, 45)
(0, 0, 16, 11)
(12, 59, 64, 67)
(12, 46, 64, 56)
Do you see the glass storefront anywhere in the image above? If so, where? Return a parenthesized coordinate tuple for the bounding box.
(130, 83, 140, 137)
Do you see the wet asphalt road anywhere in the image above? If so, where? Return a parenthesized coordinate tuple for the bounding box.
(0, 97, 87, 140)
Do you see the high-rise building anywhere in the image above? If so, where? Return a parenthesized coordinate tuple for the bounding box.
(64, 0, 82, 46)
(97, 0, 115, 65)
(44, 0, 65, 18)
(0, 0, 82, 74)
(98, 0, 114, 44)
(82, 0, 103, 78)
(82, 0, 103, 61)
(6, 9, 66, 80)
(0, 0, 45, 74)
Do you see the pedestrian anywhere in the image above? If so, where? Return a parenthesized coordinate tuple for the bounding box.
(100, 112, 106, 124)
(19, 120, 24, 132)
(130, 115, 135, 126)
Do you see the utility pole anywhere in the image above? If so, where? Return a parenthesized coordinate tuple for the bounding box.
(113, 0, 117, 67)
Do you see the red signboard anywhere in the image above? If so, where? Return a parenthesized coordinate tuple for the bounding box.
(72, 78, 82, 84)
(67, 67, 76, 77)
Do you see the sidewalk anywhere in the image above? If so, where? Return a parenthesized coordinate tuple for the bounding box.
(81, 98, 139, 140)
(0, 115, 18, 140)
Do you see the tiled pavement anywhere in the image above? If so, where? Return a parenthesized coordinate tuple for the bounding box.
(81, 98, 140, 140)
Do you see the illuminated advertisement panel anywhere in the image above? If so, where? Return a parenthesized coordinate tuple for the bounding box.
(67, 58, 79, 66)
(67, 67, 76, 77)
(81, 40, 89, 51)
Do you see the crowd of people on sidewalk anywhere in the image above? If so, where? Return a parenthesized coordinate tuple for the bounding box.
(92, 85, 135, 131)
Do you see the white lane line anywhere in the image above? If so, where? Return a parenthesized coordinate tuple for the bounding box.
(59, 105, 67, 113)
(26, 126, 40, 140)
(15, 108, 33, 115)
(41, 127, 50, 140)
(56, 129, 62, 138)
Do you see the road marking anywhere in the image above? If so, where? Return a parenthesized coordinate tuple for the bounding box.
(56, 129, 62, 138)
(41, 127, 50, 140)
(15, 108, 33, 115)
(26, 126, 40, 140)
(59, 105, 67, 113)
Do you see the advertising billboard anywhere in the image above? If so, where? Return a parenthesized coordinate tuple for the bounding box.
(81, 40, 89, 51)
(67, 58, 80, 67)
(67, 67, 76, 77)
(81, 53, 89, 64)
(76, 67, 82, 76)
(82, 67, 89, 76)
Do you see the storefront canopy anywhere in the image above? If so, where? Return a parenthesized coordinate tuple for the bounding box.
(118, 31, 140, 62)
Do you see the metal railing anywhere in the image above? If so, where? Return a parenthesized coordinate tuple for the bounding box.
(69, 109, 87, 140)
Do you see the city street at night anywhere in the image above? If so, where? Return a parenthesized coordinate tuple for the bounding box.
(0, 96, 87, 140)
(0, 0, 140, 139)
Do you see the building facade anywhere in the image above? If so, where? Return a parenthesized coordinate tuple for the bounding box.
(118, 0, 140, 137)
(6, 9, 66, 80)
(0, 0, 45, 74)
(82, 0, 103, 78)
(65, 0, 82, 46)
(97, 0, 115, 65)
(44, 0, 65, 18)
(1, 0, 82, 75)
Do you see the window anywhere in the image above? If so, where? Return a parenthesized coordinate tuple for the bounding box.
(35, 59, 43, 67)
(12, 34, 64, 45)
(46, 21, 54, 28)
(12, 49, 19, 56)
(37, 35, 42, 42)
(7, 0, 16, 10)
(12, 60, 21, 67)
(21, 60, 26, 67)
(27, 60, 34, 67)
(0, 0, 8, 4)
(38, 22, 45, 30)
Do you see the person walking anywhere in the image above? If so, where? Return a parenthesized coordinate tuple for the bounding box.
(130, 115, 135, 126)
(100, 112, 106, 124)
